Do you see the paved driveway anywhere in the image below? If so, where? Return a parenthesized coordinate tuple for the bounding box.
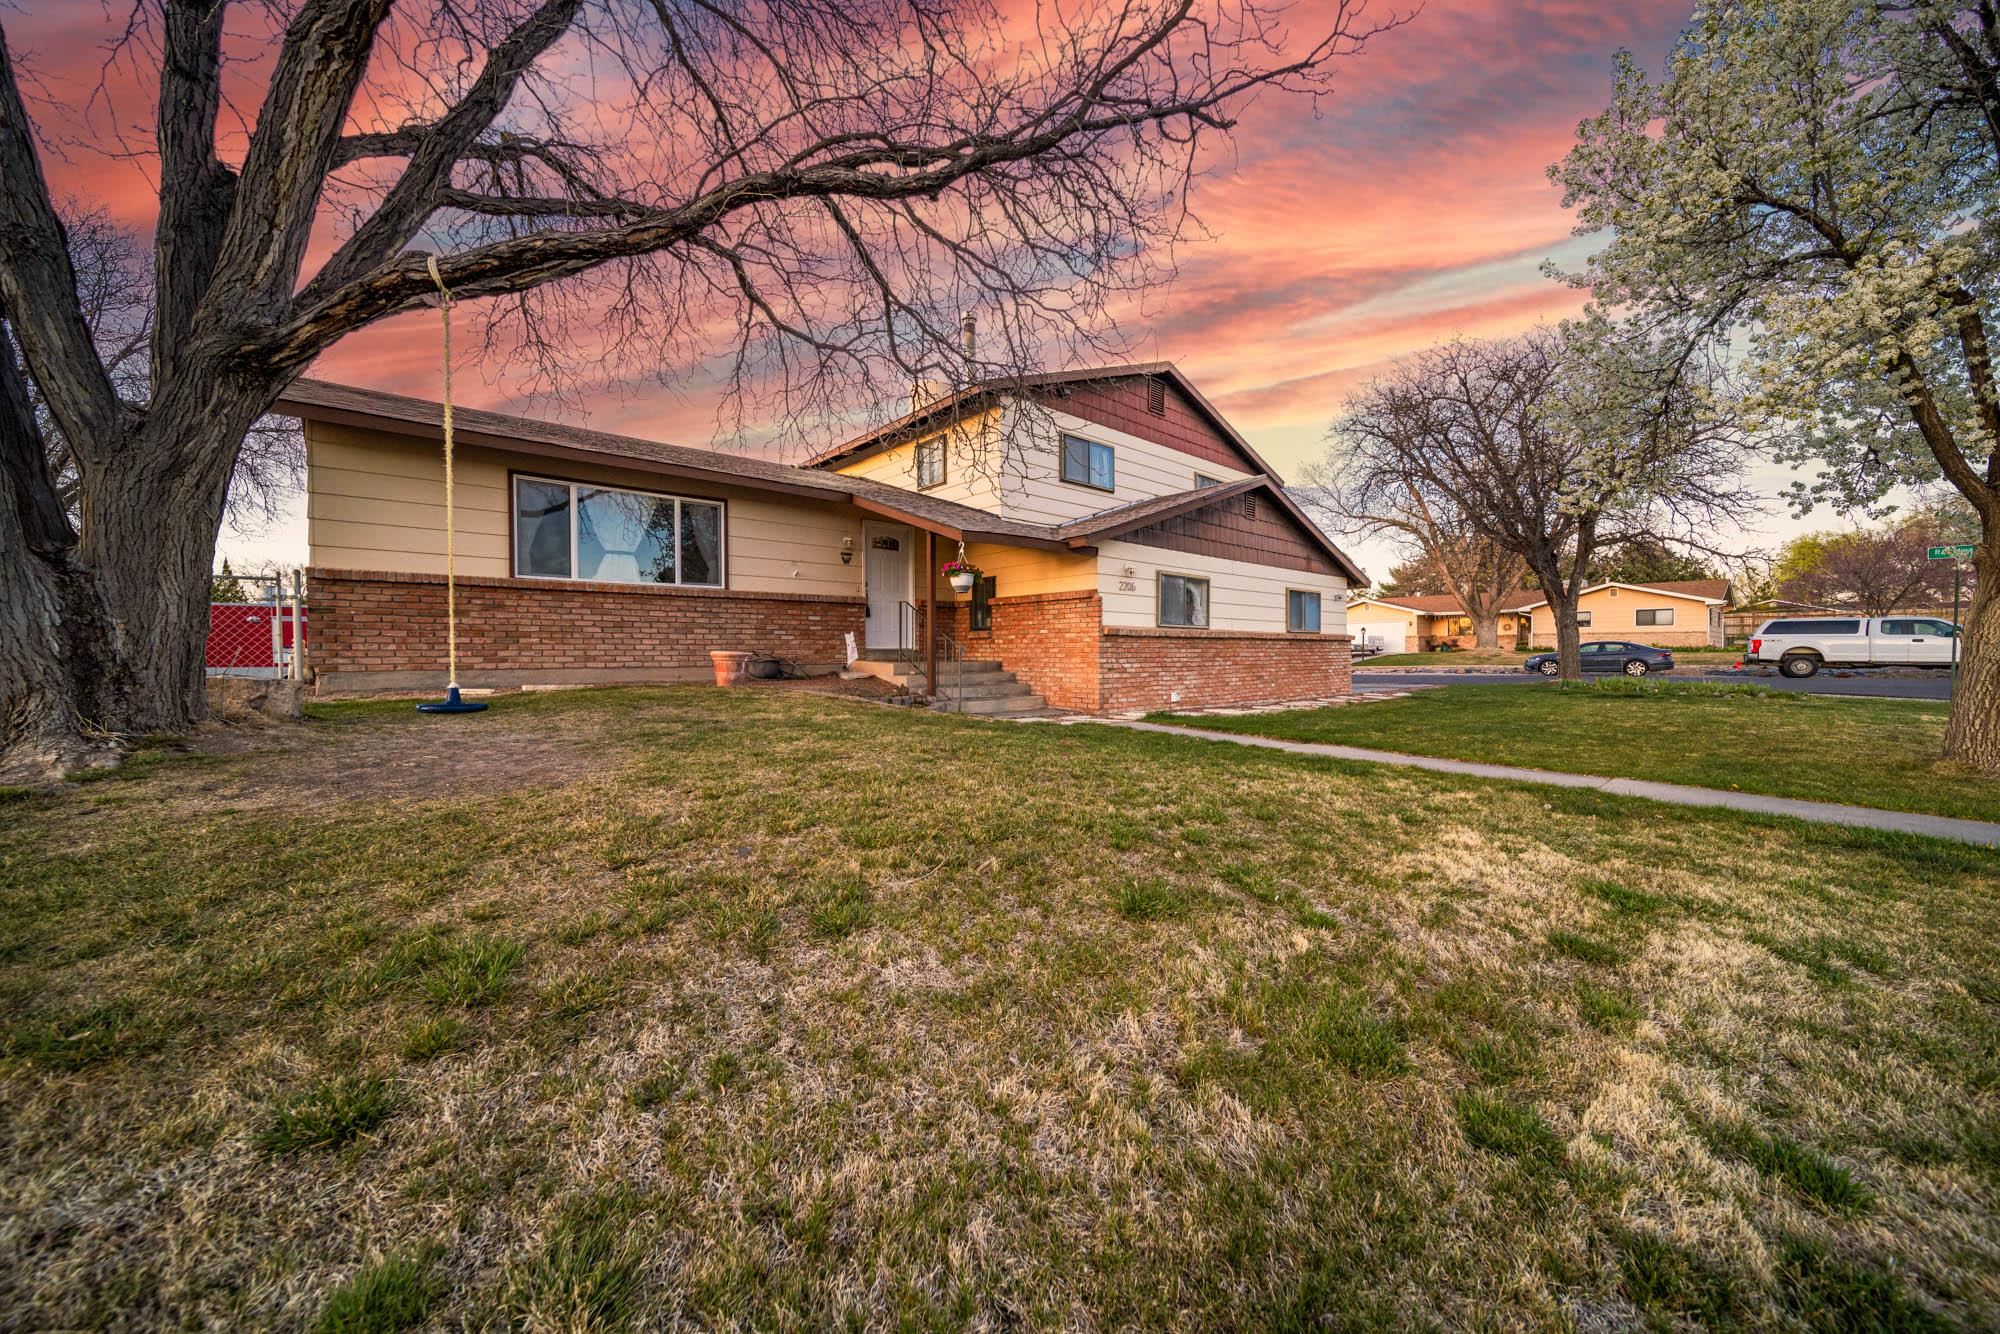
(1351, 670, 1955, 701)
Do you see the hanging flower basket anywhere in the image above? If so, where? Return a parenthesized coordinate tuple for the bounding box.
(942, 558, 982, 594)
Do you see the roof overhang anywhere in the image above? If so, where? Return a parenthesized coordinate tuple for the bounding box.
(1054, 475, 1366, 585)
(274, 389, 842, 503)
(1514, 581, 1729, 611)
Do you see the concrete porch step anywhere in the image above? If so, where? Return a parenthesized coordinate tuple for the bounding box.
(851, 657, 1007, 687)
(918, 677, 1036, 702)
(931, 692, 1051, 716)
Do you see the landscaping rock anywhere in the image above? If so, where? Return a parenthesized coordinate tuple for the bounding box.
(206, 676, 306, 725)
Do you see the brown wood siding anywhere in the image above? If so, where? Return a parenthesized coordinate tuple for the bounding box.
(1118, 493, 1333, 574)
(1037, 376, 1262, 475)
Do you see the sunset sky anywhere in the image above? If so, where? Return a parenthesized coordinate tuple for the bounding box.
(10, 0, 1840, 580)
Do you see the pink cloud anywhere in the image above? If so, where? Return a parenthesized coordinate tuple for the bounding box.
(9, 0, 1691, 465)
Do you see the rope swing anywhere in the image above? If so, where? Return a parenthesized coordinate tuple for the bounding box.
(415, 255, 488, 715)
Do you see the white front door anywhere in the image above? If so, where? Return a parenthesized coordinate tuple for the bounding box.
(863, 522, 914, 650)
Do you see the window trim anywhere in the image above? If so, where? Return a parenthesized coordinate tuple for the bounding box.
(1574, 609, 1593, 627)
(1156, 570, 1211, 628)
(914, 437, 947, 491)
(969, 574, 995, 632)
(1286, 587, 1323, 634)
(1635, 607, 1676, 627)
(1060, 434, 1117, 493)
(510, 470, 727, 588)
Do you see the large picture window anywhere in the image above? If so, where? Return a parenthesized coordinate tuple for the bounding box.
(1060, 435, 1116, 491)
(513, 474, 724, 587)
(1158, 573, 1210, 628)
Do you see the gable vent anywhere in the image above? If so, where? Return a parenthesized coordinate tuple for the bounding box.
(1241, 494, 1257, 520)
(1145, 377, 1167, 415)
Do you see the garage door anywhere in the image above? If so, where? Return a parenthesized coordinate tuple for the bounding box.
(1351, 621, 1404, 654)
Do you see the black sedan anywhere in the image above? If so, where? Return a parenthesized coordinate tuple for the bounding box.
(1523, 641, 1675, 677)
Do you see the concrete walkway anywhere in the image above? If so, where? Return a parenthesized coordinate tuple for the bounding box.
(1102, 720, 2000, 848)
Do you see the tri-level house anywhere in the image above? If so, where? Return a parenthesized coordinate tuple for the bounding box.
(282, 364, 1365, 714)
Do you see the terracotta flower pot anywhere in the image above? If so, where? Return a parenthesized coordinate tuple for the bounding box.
(710, 650, 753, 687)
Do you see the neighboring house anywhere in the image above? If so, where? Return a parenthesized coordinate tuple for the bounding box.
(1521, 579, 1733, 648)
(280, 364, 1365, 714)
(1344, 592, 1540, 654)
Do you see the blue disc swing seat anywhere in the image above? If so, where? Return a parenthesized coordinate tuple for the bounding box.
(415, 255, 487, 716)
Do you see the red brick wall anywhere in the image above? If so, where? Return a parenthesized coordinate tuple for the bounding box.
(949, 590, 1104, 712)
(307, 568, 863, 689)
(1097, 627, 1352, 714)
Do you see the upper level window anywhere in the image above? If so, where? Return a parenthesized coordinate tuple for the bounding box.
(1287, 589, 1321, 633)
(915, 438, 946, 490)
(513, 474, 724, 587)
(1635, 608, 1675, 627)
(1061, 435, 1115, 492)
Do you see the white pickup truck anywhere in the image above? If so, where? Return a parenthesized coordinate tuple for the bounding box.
(1748, 616, 1962, 677)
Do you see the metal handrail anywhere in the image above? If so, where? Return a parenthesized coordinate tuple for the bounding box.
(896, 599, 966, 712)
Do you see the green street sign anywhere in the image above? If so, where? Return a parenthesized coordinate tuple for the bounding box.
(1928, 544, 1975, 560)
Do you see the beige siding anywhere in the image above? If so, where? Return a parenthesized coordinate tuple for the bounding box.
(833, 411, 1004, 513)
(831, 402, 1251, 523)
(1096, 542, 1348, 634)
(1528, 588, 1722, 645)
(924, 540, 1097, 607)
(306, 422, 865, 597)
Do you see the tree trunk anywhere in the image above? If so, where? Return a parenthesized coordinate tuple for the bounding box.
(1472, 611, 1501, 650)
(1941, 537, 1999, 774)
(0, 511, 133, 780)
(1549, 588, 1583, 681)
(1, 395, 249, 780)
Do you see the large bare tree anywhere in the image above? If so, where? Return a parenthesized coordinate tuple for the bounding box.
(0, 0, 1397, 777)
(1339, 325, 1751, 678)
(1308, 393, 1526, 649)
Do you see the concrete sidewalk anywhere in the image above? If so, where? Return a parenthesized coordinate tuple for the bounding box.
(1102, 720, 2000, 848)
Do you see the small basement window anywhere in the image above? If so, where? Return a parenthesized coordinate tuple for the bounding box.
(1158, 573, 1210, 628)
(1287, 589, 1321, 633)
(1061, 435, 1116, 492)
(1635, 608, 1675, 627)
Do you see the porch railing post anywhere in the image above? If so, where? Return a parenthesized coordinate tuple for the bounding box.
(924, 530, 938, 694)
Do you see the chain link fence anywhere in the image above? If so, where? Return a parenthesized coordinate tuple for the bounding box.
(208, 565, 308, 681)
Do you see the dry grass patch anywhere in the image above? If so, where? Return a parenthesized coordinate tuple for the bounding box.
(0, 687, 1994, 1328)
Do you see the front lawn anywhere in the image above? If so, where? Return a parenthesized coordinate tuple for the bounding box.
(2, 687, 1996, 1328)
(1158, 681, 2000, 823)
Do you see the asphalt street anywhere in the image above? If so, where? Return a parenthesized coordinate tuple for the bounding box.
(1351, 670, 1955, 701)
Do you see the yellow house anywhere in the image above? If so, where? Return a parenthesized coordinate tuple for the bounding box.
(1344, 592, 1539, 654)
(1522, 580, 1731, 647)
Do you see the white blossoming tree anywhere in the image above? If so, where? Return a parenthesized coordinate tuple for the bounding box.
(1552, 0, 2000, 769)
